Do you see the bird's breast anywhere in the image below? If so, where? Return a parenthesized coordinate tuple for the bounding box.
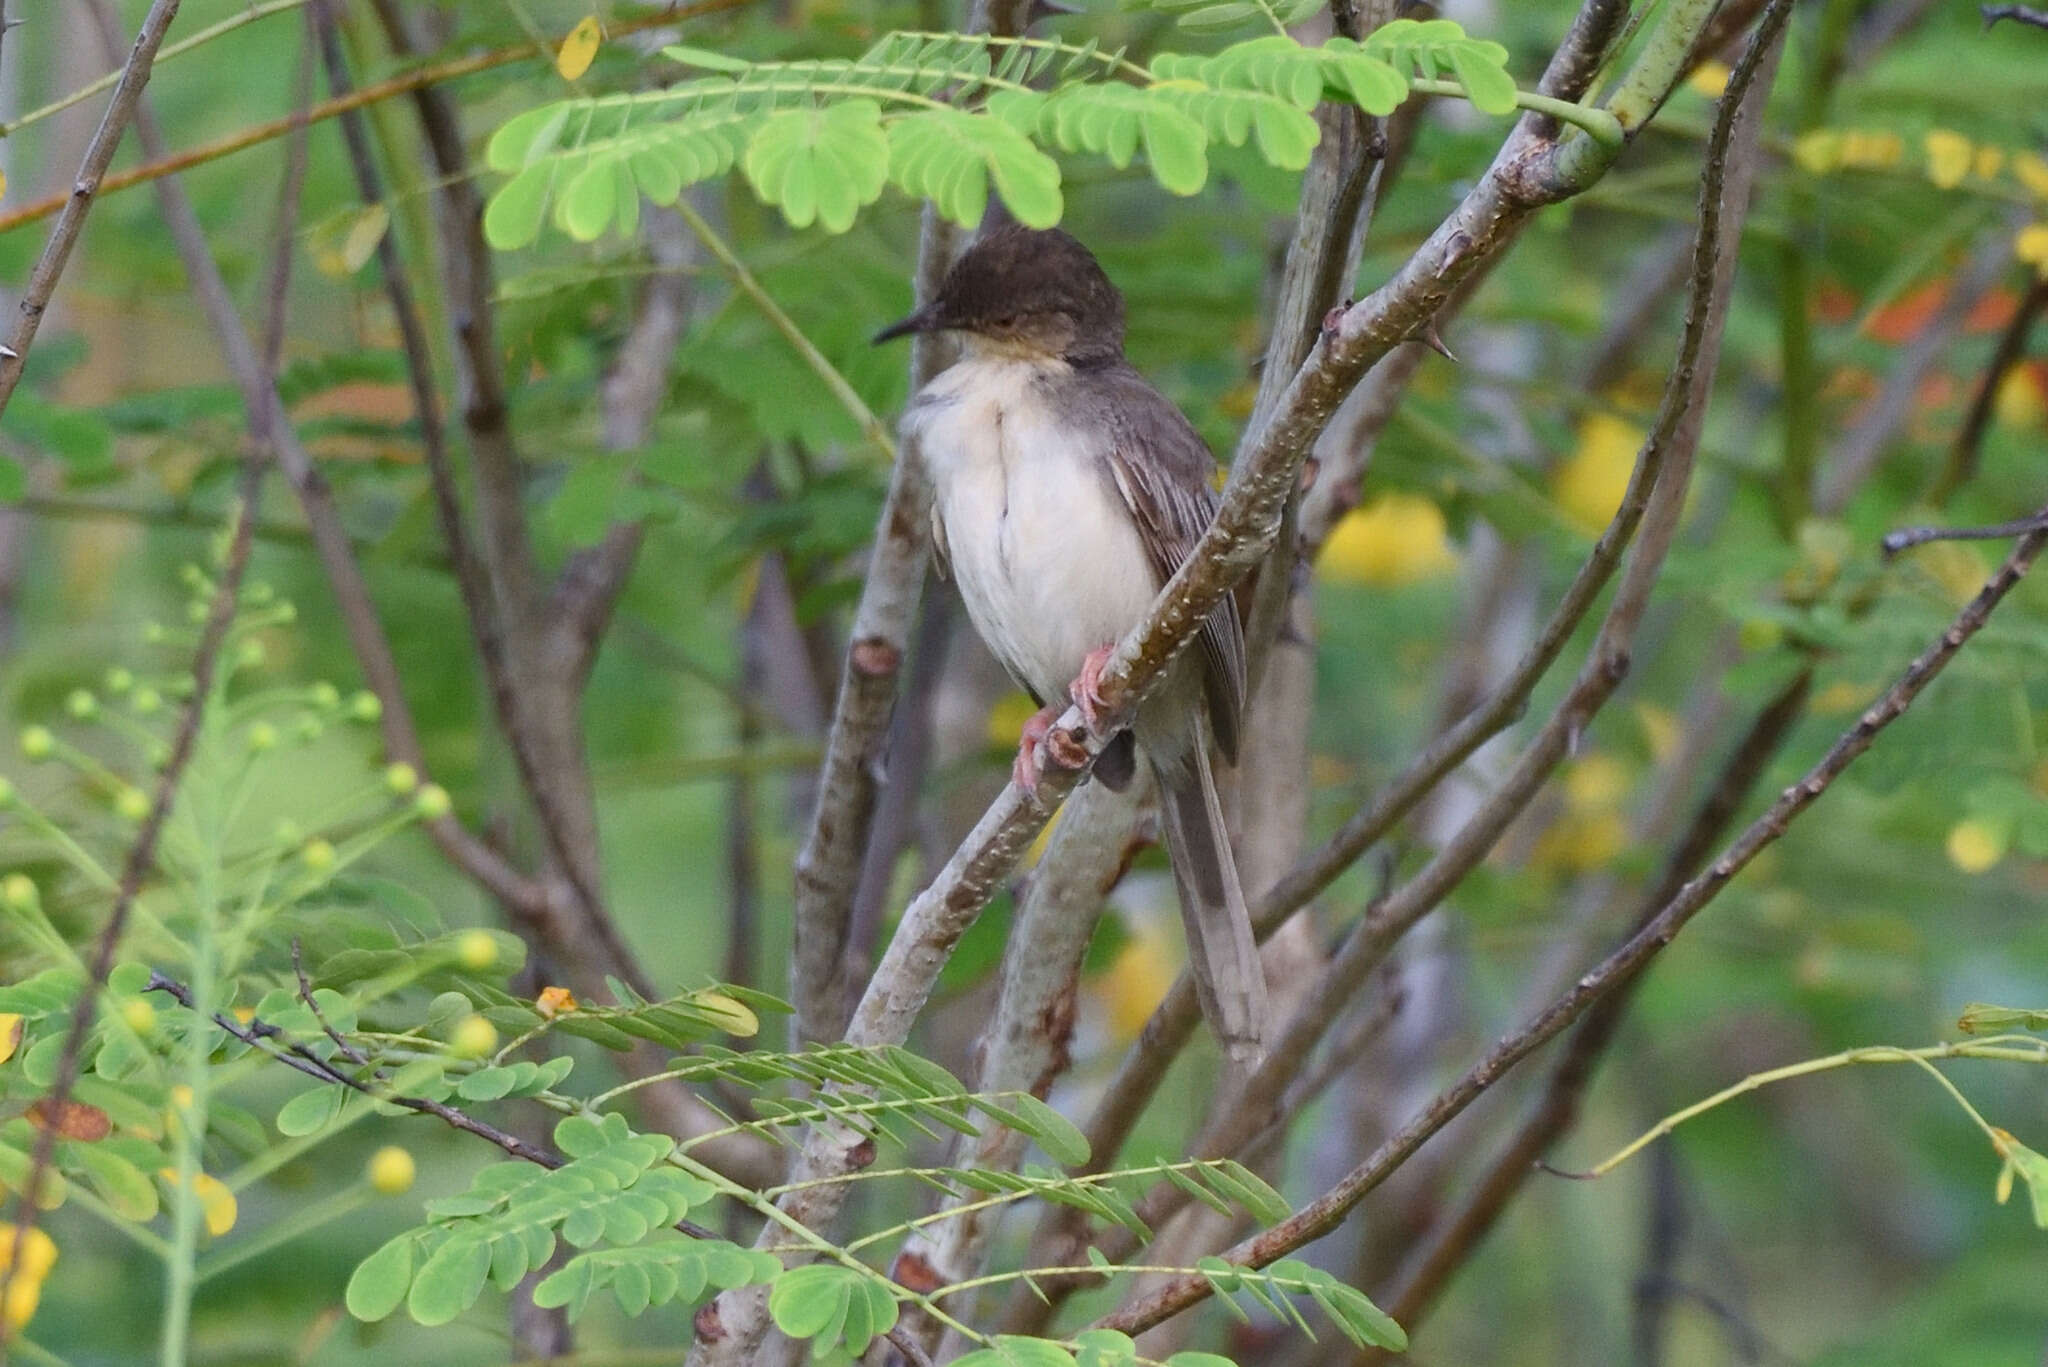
(906, 358, 1160, 702)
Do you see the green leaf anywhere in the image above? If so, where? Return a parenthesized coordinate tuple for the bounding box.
(1164, 1354, 1238, 1367)
(1448, 46, 1519, 116)
(275, 1086, 346, 1138)
(887, 109, 1063, 230)
(1213, 1159, 1290, 1223)
(664, 44, 753, 73)
(1176, 2, 1263, 33)
(1957, 1002, 2048, 1034)
(75, 1144, 158, 1221)
(346, 1234, 416, 1322)
(743, 102, 890, 234)
(1073, 1329, 1138, 1367)
(768, 1263, 849, 1339)
(1306, 1273, 1407, 1350)
(408, 1235, 492, 1326)
(1138, 105, 1209, 196)
(0, 457, 23, 505)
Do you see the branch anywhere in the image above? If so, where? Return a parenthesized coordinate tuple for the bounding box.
(1926, 275, 2048, 507)
(1354, 668, 1813, 1360)
(0, 2, 753, 238)
(1013, 0, 1784, 1332)
(788, 212, 951, 1046)
(1103, 488, 2048, 1334)
(0, 0, 182, 419)
(1982, 3, 2048, 29)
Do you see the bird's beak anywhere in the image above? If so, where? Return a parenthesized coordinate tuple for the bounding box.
(872, 304, 940, 345)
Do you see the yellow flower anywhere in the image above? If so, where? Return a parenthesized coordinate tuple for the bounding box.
(1532, 811, 1629, 874)
(2013, 152, 2048, 199)
(1810, 679, 1868, 716)
(1318, 493, 1459, 586)
(1993, 366, 2045, 429)
(1564, 753, 1629, 813)
(1793, 130, 1842, 175)
(0, 1224, 57, 1329)
(158, 1169, 237, 1236)
(1973, 145, 2006, 181)
(1924, 130, 1973, 189)
(450, 1014, 498, 1059)
(456, 929, 500, 972)
(1635, 704, 1679, 764)
(535, 985, 579, 1018)
(1096, 927, 1176, 1041)
(1847, 130, 1904, 168)
(1553, 413, 1643, 534)
(2016, 224, 2048, 279)
(1687, 61, 1730, 98)
(1946, 819, 2006, 874)
(986, 692, 1041, 752)
(0, 1013, 21, 1065)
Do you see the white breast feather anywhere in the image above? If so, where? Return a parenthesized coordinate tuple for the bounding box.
(907, 356, 1159, 703)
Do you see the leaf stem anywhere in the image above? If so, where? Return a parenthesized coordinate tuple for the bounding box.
(1409, 78, 1625, 145)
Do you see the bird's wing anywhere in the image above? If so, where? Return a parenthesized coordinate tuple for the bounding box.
(928, 501, 952, 582)
(1092, 368, 1247, 762)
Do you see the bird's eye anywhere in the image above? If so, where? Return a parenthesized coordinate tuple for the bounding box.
(990, 315, 1018, 329)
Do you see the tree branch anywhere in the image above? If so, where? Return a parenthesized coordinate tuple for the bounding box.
(0, 0, 182, 419)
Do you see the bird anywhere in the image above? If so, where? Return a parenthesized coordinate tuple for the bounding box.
(875, 224, 1271, 1067)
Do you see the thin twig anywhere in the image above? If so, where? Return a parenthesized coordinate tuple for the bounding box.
(1353, 669, 1813, 1362)
(0, 0, 182, 418)
(0, 406, 256, 1361)
(1882, 510, 2048, 556)
(1982, 3, 2048, 29)
(0, 2, 753, 238)
(1926, 276, 2048, 507)
(1101, 496, 2048, 1334)
(1015, 0, 1784, 1331)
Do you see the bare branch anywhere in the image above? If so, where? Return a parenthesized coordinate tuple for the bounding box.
(1982, 3, 2048, 29)
(1355, 668, 1813, 1360)
(0, 0, 182, 419)
(1102, 492, 2045, 1334)
(0, 2, 753, 238)
(1010, 0, 1783, 1331)
(1926, 274, 2048, 507)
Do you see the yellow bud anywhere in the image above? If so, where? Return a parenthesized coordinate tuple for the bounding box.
(104, 668, 134, 694)
(310, 682, 341, 709)
(2017, 224, 2048, 277)
(18, 727, 53, 761)
(449, 1014, 498, 1059)
(1, 875, 34, 911)
(236, 639, 265, 670)
(349, 692, 383, 722)
(246, 721, 278, 752)
(1686, 60, 1729, 98)
(384, 762, 419, 795)
(115, 787, 150, 822)
(1946, 819, 2006, 874)
(456, 930, 499, 972)
(301, 838, 337, 873)
(367, 1145, 416, 1196)
(1974, 145, 2006, 181)
(121, 998, 157, 1036)
(65, 690, 97, 719)
(1792, 129, 1843, 175)
(1992, 366, 2045, 430)
(132, 687, 162, 715)
(414, 784, 451, 820)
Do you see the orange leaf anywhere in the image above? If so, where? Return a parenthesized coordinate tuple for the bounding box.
(536, 986, 579, 1018)
(26, 1099, 111, 1142)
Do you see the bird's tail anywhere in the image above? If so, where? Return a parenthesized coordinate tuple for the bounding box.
(1153, 733, 1270, 1071)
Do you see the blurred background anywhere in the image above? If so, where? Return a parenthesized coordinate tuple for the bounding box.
(1, 0, 2047, 1363)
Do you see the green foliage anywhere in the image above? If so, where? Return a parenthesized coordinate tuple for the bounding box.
(480, 22, 1531, 246)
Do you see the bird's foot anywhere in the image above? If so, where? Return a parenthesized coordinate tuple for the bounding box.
(1069, 644, 1116, 737)
(1013, 704, 1088, 792)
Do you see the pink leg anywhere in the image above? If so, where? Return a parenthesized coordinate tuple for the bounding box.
(1013, 702, 1091, 792)
(1069, 644, 1116, 737)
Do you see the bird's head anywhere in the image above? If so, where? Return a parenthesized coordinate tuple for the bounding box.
(873, 225, 1126, 364)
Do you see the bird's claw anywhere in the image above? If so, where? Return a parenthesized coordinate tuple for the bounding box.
(1013, 704, 1088, 793)
(1069, 644, 1115, 738)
